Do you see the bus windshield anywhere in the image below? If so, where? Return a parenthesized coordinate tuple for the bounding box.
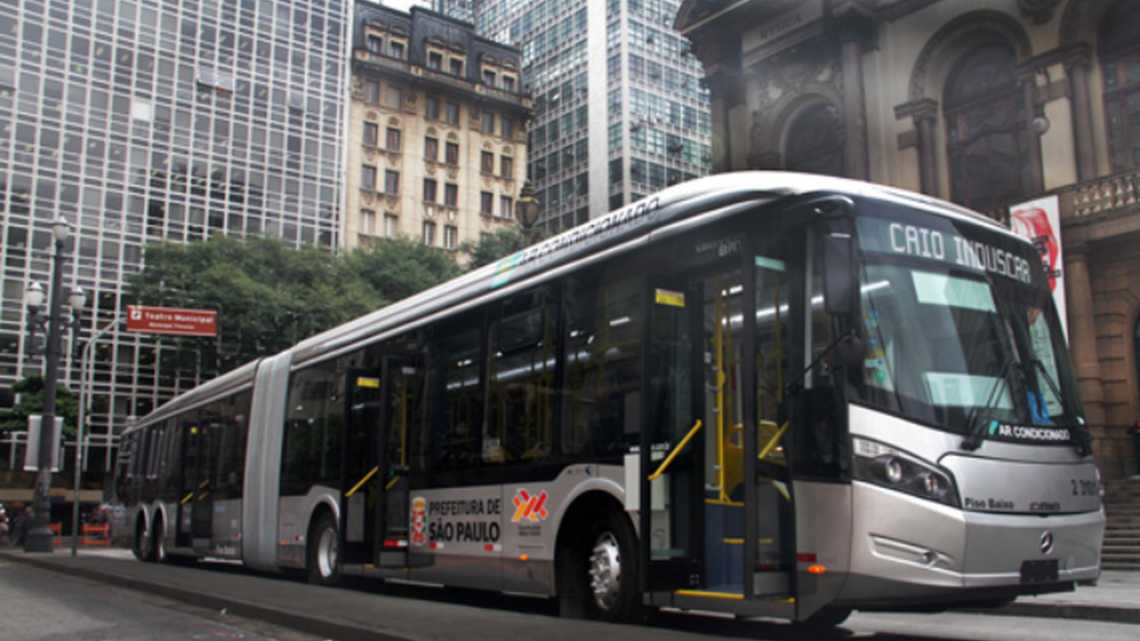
(852, 204, 1086, 448)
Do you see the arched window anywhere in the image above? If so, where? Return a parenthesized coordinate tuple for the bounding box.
(785, 103, 844, 176)
(1100, 1, 1140, 174)
(944, 42, 1031, 212)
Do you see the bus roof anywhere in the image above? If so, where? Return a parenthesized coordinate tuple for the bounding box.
(125, 172, 1012, 432)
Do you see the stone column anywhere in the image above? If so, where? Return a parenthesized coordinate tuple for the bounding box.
(839, 29, 871, 181)
(1064, 244, 1107, 451)
(1066, 57, 1097, 182)
(895, 98, 939, 195)
(1022, 76, 1046, 194)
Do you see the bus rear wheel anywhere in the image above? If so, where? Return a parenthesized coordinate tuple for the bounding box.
(560, 509, 641, 623)
(307, 512, 341, 586)
(134, 519, 154, 562)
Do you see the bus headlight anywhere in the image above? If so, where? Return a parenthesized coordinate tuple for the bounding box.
(853, 437, 959, 507)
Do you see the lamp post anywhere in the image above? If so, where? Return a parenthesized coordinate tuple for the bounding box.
(23, 216, 86, 553)
(514, 181, 542, 249)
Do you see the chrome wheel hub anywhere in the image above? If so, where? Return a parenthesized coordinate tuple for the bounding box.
(317, 527, 337, 579)
(588, 531, 622, 611)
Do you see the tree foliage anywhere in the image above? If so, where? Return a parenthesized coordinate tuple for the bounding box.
(127, 235, 380, 376)
(0, 376, 79, 436)
(461, 227, 524, 269)
(348, 236, 462, 305)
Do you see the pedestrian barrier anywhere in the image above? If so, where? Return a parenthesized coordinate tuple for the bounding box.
(48, 522, 61, 548)
(80, 524, 110, 547)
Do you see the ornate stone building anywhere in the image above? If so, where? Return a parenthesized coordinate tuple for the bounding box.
(347, 3, 530, 252)
(676, 0, 1140, 476)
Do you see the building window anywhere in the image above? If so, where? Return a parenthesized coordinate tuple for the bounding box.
(481, 191, 493, 216)
(363, 122, 379, 147)
(483, 69, 496, 86)
(425, 137, 439, 162)
(446, 101, 460, 125)
(944, 41, 1031, 212)
(362, 165, 377, 191)
(423, 178, 438, 203)
(1102, 2, 1140, 173)
(385, 86, 403, 109)
(386, 127, 401, 152)
(502, 75, 515, 92)
(481, 111, 494, 133)
(428, 51, 443, 70)
(423, 220, 437, 245)
(445, 183, 458, 208)
(501, 117, 514, 139)
(450, 59, 464, 76)
(500, 195, 513, 219)
(785, 103, 843, 177)
(361, 209, 376, 236)
(481, 151, 494, 173)
(364, 80, 380, 104)
(389, 41, 405, 59)
(500, 155, 513, 178)
(444, 225, 458, 249)
(426, 96, 440, 120)
(384, 213, 399, 238)
(384, 170, 400, 194)
(446, 142, 459, 164)
(367, 35, 382, 54)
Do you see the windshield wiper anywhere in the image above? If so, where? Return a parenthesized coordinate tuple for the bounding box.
(962, 355, 1018, 452)
(1028, 358, 1093, 457)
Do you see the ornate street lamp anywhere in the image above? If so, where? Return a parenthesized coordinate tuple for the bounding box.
(23, 216, 86, 553)
(515, 181, 542, 248)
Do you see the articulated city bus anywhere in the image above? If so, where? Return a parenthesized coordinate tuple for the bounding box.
(116, 172, 1104, 626)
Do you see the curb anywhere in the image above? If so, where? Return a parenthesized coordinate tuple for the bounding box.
(993, 601, 1140, 625)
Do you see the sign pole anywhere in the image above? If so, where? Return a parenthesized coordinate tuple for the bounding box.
(71, 316, 124, 556)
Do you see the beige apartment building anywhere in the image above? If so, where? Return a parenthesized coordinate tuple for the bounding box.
(346, 3, 530, 253)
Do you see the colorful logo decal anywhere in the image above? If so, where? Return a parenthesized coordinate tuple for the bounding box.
(511, 489, 548, 522)
(410, 496, 426, 546)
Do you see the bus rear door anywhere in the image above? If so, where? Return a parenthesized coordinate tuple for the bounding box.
(340, 358, 414, 568)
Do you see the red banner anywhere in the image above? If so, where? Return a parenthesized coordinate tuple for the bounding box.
(126, 305, 217, 336)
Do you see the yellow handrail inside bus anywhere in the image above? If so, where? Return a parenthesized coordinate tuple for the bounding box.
(346, 466, 379, 498)
(758, 420, 788, 461)
(648, 419, 703, 481)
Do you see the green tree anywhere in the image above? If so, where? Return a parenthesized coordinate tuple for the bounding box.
(127, 235, 380, 377)
(348, 236, 462, 305)
(461, 227, 524, 269)
(0, 376, 80, 436)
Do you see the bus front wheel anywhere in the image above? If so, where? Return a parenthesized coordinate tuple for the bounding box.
(134, 519, 154, 562)
(307, 512, 341, 586)
(560, 509, 641, 623)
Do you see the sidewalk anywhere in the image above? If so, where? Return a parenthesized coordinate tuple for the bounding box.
(3, 546, 1138, 638)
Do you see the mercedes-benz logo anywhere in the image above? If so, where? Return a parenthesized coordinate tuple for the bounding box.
(1040, 530, 1055, 555)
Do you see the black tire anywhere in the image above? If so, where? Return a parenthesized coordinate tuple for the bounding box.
(559, 509, 641, 623)
(307, 512, 341, 586)
(799, 606, 853, 629)
(134, 518, 154, 562)
(151, 518, 167, 564)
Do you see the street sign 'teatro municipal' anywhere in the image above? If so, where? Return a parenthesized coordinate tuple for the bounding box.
(127, 305, 217, 336)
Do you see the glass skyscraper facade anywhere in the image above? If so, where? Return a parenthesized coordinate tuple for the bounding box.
(0, 0, 350, 475)
(436, 0, 710, 232)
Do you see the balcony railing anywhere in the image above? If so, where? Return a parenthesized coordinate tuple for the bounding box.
(977, 167, 1140, 228)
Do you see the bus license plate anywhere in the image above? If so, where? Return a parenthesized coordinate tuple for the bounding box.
(1020, 560, 1058, 584)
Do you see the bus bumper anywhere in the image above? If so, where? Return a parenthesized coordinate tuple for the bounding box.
(840, 482, 1104, 605)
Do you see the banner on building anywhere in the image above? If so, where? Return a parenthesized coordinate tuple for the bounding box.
(1009, 195, 1067, 339)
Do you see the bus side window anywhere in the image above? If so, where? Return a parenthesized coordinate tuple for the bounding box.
(430, 321, 484, 471)
(488, 288, 558, 464)
(281, 362, 342, 495)
(562, 275, 643, 457)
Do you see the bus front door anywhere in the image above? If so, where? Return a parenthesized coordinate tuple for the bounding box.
(644, 246, 795, 600)
(341, 358, 415, 568)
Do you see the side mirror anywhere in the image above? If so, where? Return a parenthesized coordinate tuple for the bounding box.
(822, 233, 858, 318)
